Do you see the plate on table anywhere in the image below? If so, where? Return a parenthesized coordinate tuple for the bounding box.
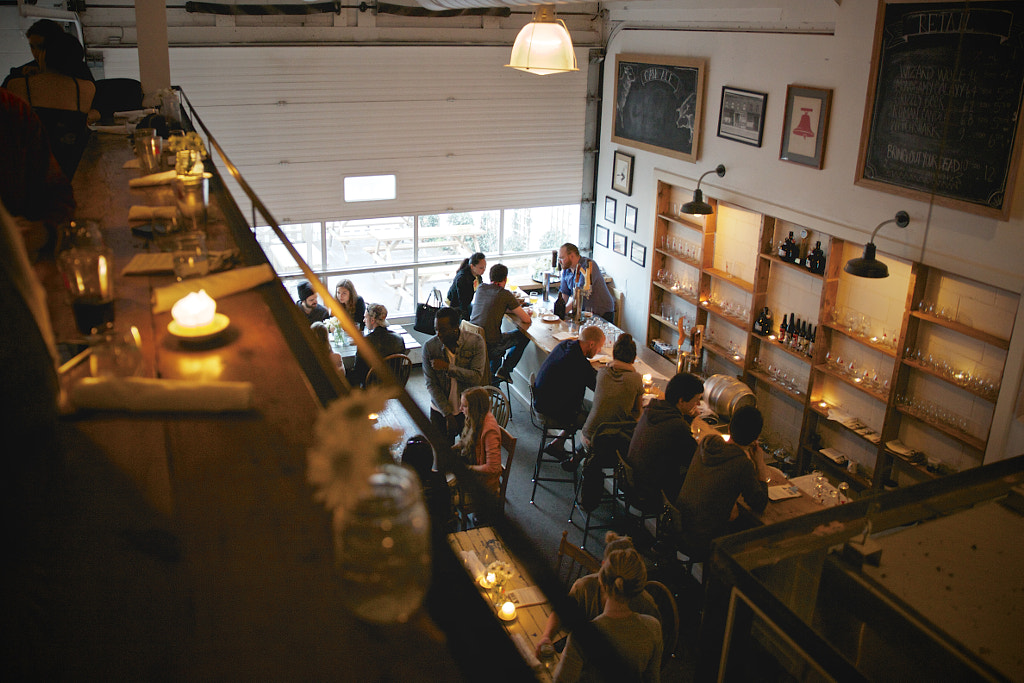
(541, 314, 560, 323)
(167, 312, 230, 341)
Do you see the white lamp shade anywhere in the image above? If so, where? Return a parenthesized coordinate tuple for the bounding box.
(506, 18, 578, 75)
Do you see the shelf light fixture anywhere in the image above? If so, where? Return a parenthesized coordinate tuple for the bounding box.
(844, 211, 910, 279)
(681, 164, 726, 215)
(505, 5, 578, 75)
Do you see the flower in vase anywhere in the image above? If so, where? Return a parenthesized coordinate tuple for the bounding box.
(306, 385, 402, 529)
(166, 131, 208, 158)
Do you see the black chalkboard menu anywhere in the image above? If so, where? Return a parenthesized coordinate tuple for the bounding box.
(856, 0, 1024, 219)
(612, 54, 706, 163)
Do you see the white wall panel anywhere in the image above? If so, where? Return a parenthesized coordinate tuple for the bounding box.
(100, 45, 588, 222)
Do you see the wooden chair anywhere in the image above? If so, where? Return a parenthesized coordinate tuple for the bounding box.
(554, 529, 601, 589)
(457, 425, 516, 529)
(484, 385, 511, 429)
(364, 353, 412, 388)
(643, 579, 679, 668)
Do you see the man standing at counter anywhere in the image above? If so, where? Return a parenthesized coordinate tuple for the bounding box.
(423, 307, 488, 444)
(533, 325, 605, 457)
(470, 263, 531, 384)
(557, 243, 615, 323)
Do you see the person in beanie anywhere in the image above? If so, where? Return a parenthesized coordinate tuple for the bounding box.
(296, 280, 330, 324)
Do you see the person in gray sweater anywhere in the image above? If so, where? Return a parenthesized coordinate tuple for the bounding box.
(581, 333, 644, 449)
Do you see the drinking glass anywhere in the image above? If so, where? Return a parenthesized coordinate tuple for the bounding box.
(172, 233, 210, 281)
(136, 132, 163, 174)
(59, 246, 115, 335)
(174, 176, 209, 232)
(89, 328, 143, 377)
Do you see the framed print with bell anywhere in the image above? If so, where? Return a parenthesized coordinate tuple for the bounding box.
(779, 85, 832, 169)
(611, 150, 634, 195)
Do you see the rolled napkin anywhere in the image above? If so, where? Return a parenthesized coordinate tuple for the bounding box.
(69, 377, 254, 412)
(460, 550, 486, 582)
(152, 263, 275, 313)
(128, 205, 177, 221)
(89, 123, 132, 134)
(129, 170, 178, 188)
(512, 634, 541, 669)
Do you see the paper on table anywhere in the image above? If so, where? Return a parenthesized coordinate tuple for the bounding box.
(122, 249, 238, 276)
(69, 377, 253, 412)
(152, 263, 275, 313)
(512, 633, 541, 669)
(129, 170, 178, 188)
(506, 586, 546, 608)
(128, 205, 177, 221)
(553, 331, 578, 341)
(123, 158, 141, 169)
(461, 550, 485, 582)
(768, 485, 801, 501)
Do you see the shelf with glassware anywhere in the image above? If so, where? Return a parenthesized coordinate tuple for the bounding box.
(800, 444, 874, 491)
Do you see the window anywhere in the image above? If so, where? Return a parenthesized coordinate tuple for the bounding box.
(343, 175, 397, 202)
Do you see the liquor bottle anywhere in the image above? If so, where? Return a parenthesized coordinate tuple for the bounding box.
(790, 317, 802, 350)
(778, 313, 789, 343)
(781, 231, 797, 262)
(753, 306, 773, 336)
(799, 321, 809, 353)
(807, 240, 826, 274)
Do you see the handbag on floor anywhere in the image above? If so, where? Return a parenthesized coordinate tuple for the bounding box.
(414, 287, 444, 335)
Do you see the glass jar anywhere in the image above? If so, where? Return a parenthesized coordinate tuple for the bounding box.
(335, 463, 431, 624)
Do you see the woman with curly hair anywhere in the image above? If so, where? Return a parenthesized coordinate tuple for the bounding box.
(457, 386, 501, 498)
(553, 547, 663, 683)
(334, 278, 366, 330)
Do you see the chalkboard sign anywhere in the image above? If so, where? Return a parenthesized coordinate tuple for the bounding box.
(612, 54, 706, 163)
(856, 0, 1024, 219)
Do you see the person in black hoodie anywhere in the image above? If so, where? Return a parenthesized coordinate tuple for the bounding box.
(672, 404, 769, 561)
(446, 252, 486, 322)
(626, 372, 704, 505)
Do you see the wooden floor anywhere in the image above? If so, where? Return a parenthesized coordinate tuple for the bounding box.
(400, 366, 700, 681)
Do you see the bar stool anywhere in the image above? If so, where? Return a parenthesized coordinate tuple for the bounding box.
(567, 421, 635, 550)
(529, 373, 579, 504)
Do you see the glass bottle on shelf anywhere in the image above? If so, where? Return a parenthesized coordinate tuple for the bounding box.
(781, 232, 798, 262)
(753, 306, 773, 336)
(806, 241, 826, 274)
(778, 314, 789, 343)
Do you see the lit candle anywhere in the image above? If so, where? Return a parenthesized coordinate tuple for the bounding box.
(171, 289, 216, 328)
(818, 401, 829, 410)
(499, 601, 517, 621)
(480, 572, 496, 589)
(98, 253, 110, 299)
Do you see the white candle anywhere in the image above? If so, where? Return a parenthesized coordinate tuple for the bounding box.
(499, 601, 516, 621)
(480, 572, 496, 589)
(171, 289, 217, 328)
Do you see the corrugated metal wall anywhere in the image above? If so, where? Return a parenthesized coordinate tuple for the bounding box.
(102, 45, 588, 223)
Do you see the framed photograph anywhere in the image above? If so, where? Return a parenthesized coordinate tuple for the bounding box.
(611, 150, 634, 195)
(604, 196, 617, 223)
(596, 224, 610, 248)
(630, 241, 647, 268)
(624, 204, 638, 233)
(612, 54, 707, 163)
(717, 86, 767, 147)
(612, 232, 628, 256)
(779, 85, 832, 169)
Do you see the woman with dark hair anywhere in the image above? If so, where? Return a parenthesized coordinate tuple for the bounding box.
(457, 386, 501, 498)
(553, 547, 663, 683)
(580, 333, 644, 449)
(6, 30, 95, 179)
(447, 252, 486, 321)
(334, 278, 366, 330)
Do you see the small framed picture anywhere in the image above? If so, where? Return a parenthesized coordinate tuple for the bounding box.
(717, 86, 767, 147)
(611, 150, 634, 195)
(630, 241, 647, 268)
(624, 204, 638, 233)
(604, 196, 617, 223)
(612, 232, 627, 256)
(780, 85, 833, 169)
(596, 224, 610, 248)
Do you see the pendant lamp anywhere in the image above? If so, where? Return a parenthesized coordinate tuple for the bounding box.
(506, 5, 578, 75)
(681, 164, 726, 215)
(844, 211, 910, 279)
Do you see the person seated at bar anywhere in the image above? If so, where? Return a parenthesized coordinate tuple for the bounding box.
(533, 325, 605, 459)
(334, 278, 366, 331)
(0, 88, 75, 259)
(447, 251, 486, 322)
(670, 404, 769, 562)
(536, 531, 660, 658)
(557, 242, 615, 323)
(5, 30, 95, 180)
(552, 546, 663, 683)
(423, 306, 487, 445)
(296, 280, 330, 324)
(627, 372, 704, 505)
(350, 303, 405, 387)
(309, 321, 345, 376)
(580, 333, 643, 450)
(3, 20, 94, 88)
(469, 262, 531, 385)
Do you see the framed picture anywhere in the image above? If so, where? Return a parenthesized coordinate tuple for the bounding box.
(612, 54, 707, 163)
(630, 241, 647, 268)
(779, 85, 832, 169)
(596, 224, 610, 248)
(604, 196, 617, 223)
(611, 150, 634, 195)
(717, 86, 767, 147)
(624, 204, 638, 233)
(612, 232, 628, 256)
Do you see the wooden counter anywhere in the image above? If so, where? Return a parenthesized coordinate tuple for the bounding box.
(7, 131, 529, 680)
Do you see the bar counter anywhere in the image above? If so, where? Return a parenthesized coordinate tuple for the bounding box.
(7, 132, 528, 680)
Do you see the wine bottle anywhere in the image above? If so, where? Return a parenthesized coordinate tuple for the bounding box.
(800, 321, 809, 353)
(778, 313, 789, 343)
(807, 325, 816, 357)
(807, 240, 826, 274)
(790, 317, 801, 349)
(781, 231, 797, 262)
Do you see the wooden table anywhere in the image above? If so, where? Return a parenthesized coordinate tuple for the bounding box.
(10, 130, 528, 680)
(448, 526, 559, 681)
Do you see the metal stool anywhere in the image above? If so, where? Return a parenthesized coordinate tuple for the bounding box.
(529, 373, 579, 504)
(567, 421, 635, 550)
